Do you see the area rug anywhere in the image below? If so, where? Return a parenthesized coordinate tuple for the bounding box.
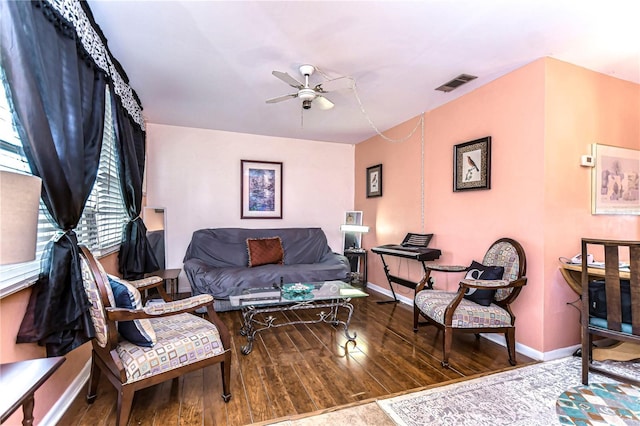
(264, 402, 395, 426)
(377, 357, 639, 426)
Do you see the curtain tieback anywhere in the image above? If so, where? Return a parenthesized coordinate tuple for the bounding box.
(53, 229, 76, 243)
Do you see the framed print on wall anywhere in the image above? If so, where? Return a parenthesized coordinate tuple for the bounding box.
(366, 164, 383, 198)
(591, 144, 640, 215)
(453, 136, 491, 192)
(241, 160, 283, 219)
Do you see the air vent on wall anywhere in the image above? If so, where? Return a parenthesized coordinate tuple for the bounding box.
(435, 74, 477, 92)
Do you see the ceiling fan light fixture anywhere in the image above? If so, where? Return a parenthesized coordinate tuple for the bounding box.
(267, 64, 344, 113)
(298, 88, 316, 101)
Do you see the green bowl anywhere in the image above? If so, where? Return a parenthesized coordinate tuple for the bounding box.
(282, 283, 314, 300)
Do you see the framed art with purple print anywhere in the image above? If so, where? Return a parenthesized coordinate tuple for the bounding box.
(241, 160, 283, 219)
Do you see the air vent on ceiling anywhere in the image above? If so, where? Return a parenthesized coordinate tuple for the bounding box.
(435, 74, 477, 92)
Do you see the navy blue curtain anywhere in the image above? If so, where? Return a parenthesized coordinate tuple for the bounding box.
(1, 0, 105, 356)
(111, 87, 159, 279)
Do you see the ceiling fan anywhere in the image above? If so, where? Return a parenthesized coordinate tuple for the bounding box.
(266, 64, 352, 110)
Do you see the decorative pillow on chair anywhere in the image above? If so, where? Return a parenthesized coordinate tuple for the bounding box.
(247, 237, 284, 267)
(463, 260, 505, 306)
(108, 277, 157, 347)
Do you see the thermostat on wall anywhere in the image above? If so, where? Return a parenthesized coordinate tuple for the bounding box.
(581, 155, 595, 167)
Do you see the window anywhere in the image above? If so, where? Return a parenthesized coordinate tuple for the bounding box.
(0, 72, 127, 297)
(76, 91, 128, 252)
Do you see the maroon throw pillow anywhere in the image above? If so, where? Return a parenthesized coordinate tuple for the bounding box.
(246, 237, 284, 267)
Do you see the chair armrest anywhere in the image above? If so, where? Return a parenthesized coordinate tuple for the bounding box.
(127, 276, 163, 291)
(143, 295, 213, 316)
(114, 274, 173, 302)
(415, 264, 467, 292)
(106, 295, 214, 320)
(459, 278, 510, 289)
(459, 277, 526, 290)
(107, 274, 164, 292)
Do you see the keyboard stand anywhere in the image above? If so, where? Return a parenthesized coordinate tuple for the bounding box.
(376, 253, 434, 304)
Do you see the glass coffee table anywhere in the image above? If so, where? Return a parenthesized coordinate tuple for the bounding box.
(229, 280, 368, 355)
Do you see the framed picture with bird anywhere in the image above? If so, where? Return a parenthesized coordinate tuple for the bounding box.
(366, 164, 383, 198)
(454, 137, 491, 191)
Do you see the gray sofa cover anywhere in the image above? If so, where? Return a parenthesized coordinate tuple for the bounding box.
(183, 227, 350, 300)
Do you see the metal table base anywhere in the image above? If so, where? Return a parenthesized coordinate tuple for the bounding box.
(238, 298, 357, 355)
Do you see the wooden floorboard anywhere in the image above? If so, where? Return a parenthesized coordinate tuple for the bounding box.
(57, 290, 534, 425)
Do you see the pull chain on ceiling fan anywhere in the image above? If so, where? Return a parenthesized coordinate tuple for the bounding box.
(266, 64, 353, 111)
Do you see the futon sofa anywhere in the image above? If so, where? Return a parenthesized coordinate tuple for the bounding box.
(183, 228, 350, 310)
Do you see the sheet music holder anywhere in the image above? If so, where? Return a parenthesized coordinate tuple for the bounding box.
(372, 233, 441, 303)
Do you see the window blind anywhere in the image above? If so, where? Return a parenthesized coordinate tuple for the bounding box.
(0, 72, 127, 297)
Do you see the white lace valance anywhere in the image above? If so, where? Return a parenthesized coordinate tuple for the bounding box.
(45, 0, 145, 131)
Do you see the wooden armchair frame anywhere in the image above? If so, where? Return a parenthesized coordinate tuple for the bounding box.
(581, 238, 640, 386)
(79, 246, 231, 425)
(414, 238, 527, 367)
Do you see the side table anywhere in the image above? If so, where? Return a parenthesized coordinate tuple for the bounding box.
(146, 268, 181, 300)
(558, 262, 640, 361)
(0, 356, 65, 425)
(344, 248, 367, 288)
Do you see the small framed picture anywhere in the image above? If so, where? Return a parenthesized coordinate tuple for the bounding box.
(366, 164, 383, 198)
(453, 137, 491, 192)
(591, 144, 640, 215)
(241, 160, 283, 219)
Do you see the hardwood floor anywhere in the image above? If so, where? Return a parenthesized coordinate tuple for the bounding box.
(58, 290, 534, 425)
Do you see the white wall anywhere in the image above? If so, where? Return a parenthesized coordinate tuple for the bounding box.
(145, 123, 355, 291)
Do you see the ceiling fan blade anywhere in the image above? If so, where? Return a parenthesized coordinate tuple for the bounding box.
(272, 71, 304, 89)
(266, 93, 297, 104)
(316, 76, 353, 93)
(314, 95, 334, 110)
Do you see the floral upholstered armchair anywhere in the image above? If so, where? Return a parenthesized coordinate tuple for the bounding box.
(413, 238, 527, 368)
(79, 246, 231, 426)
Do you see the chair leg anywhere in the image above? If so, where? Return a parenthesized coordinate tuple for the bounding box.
(581, 331, 592, 385)
(86, 354, 101, 404)
(221, 352, 232, 402)
(413, 305, 420, 332)
(505, 328, 517, 366)
(116, 386, 135, 426)
(441, 328, 452, 368)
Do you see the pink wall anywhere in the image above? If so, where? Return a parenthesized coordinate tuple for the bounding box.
(356, 57, 640, 357)
(0, 252, 119, 424)
(543, 58, 640, 351)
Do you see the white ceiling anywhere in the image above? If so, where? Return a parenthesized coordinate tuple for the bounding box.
(87, 0, 640, 144)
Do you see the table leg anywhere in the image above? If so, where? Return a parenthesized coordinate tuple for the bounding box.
(238, 300, 359, 355)
(339, 302, 357, 341)
(170, 277, 177, 299)
(21, 395, 34, 426)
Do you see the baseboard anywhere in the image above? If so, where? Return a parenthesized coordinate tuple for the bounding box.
(366, 281, 579, 363)
(40, 359, 91, 425)
(365, 282, 414, 305)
